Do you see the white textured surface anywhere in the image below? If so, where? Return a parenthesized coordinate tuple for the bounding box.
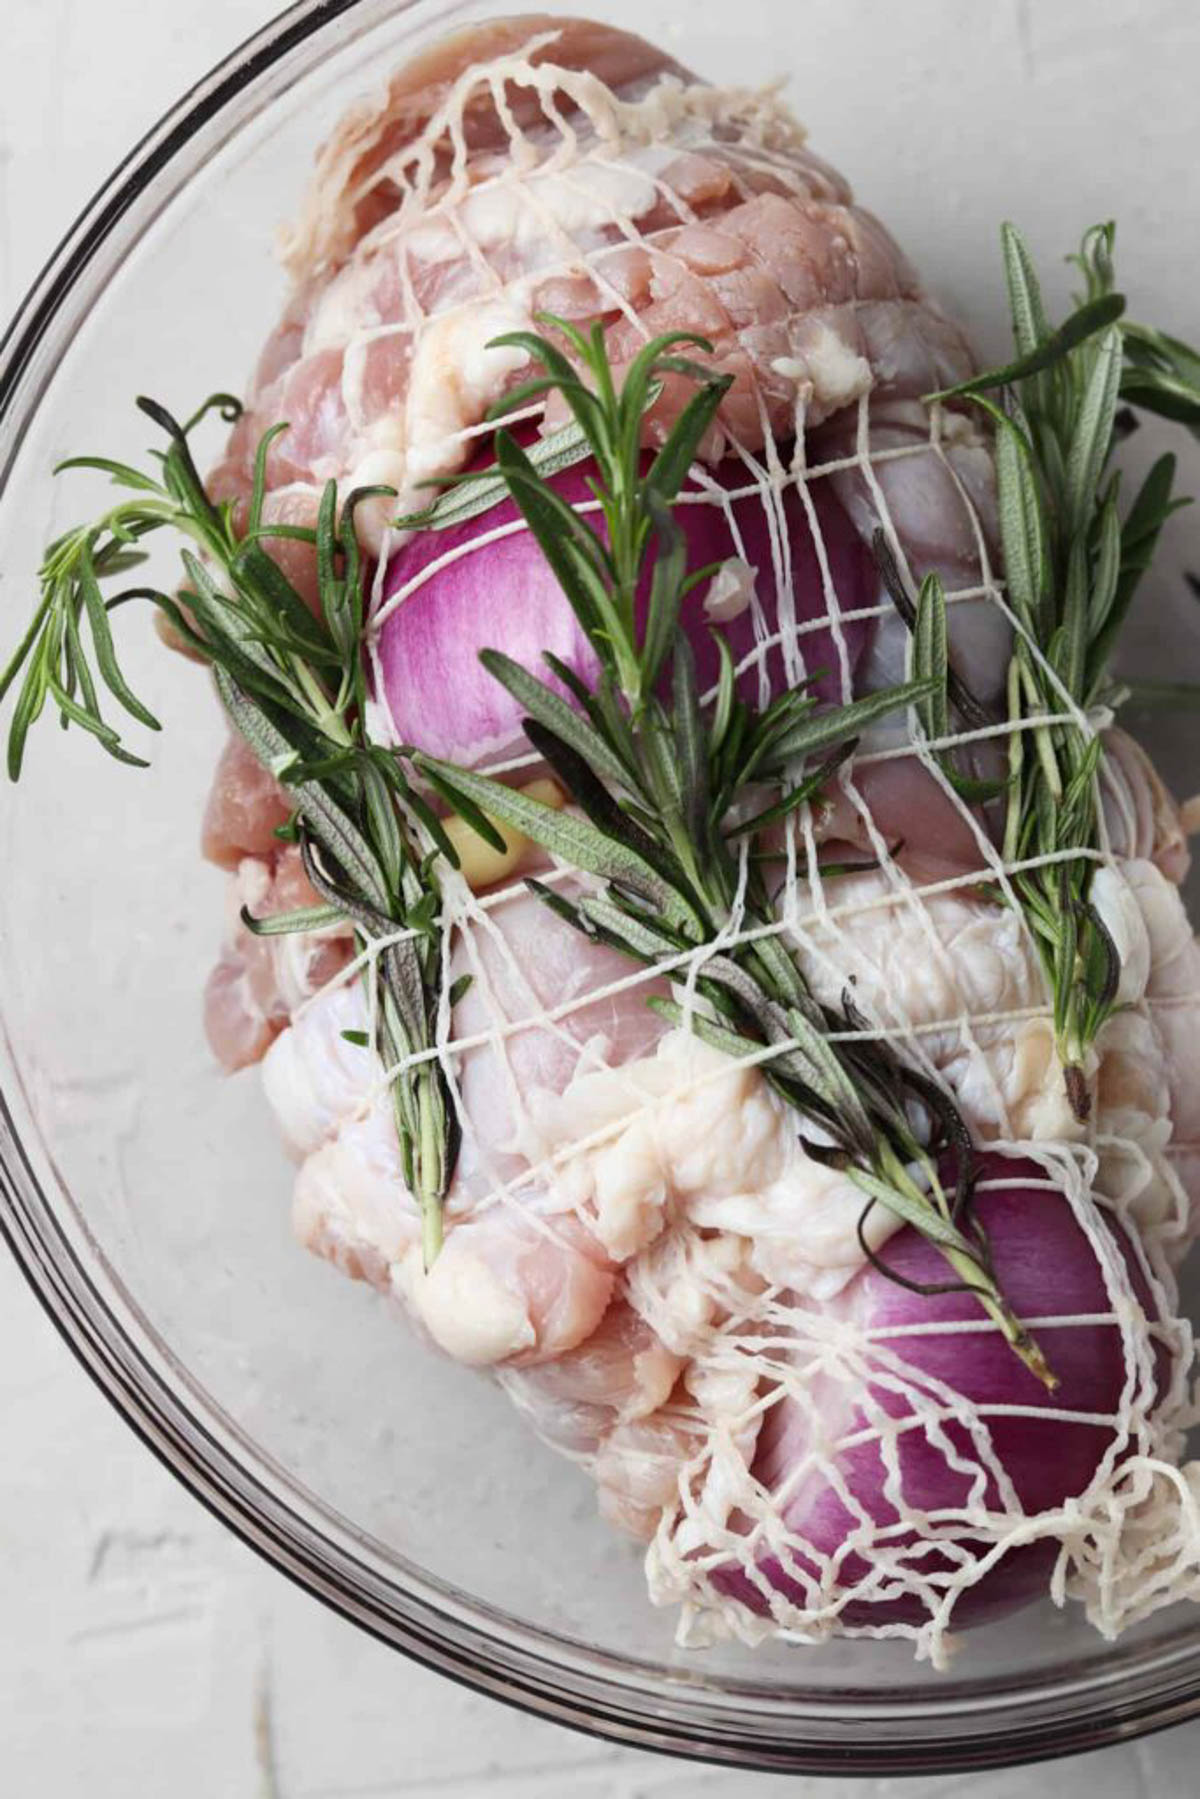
(2, 1, 1200, 1793)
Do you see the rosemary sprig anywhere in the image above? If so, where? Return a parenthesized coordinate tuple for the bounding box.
(394, 416, 591, 532)
(418, 317, 1055, 1387)
(0, 397, 457, 1264)
(14, 293, 1179, 1379)
(925, 223, 1199, 1118)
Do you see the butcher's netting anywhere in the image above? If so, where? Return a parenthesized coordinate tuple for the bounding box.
(254, 33, 1200, 1663)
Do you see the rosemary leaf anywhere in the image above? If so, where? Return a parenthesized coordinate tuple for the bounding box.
(576, 891, 682, 961)
(639, 490, 689, 697)
(78, 542, 162, 731)
(726, 740, 855, 838)
(646, 996, 763, 1066)
(248, 422, 290, 534)
(417, 750, 704, 934)
(360, 756, 406, 899)
(913, 572, 949, 743)
(928, 293, 1124, 403)
(447, 972, 473, 1008)
(482, 650, 633, 792)
(1064, 327, 1123, 536)
(671, 634, 709, 850)
(492, 431, 613, 642)
(418, 763, 508, 856)
(1058, 536, 1091, 702)
(1088, 495, 1123, 638)
(848, 1164, 977, 1255)
(992, 403, 1049, 634)
(395, 420, 590, 533)
(55, 455, 164, 493)
(1003, 218, 1053, 359)
(769, 677, 936, 762)
(644, 372, 733, 502)
(240, 902, 344, 936)
(8, 649, 50, 780)
(524, 716, 685, 890)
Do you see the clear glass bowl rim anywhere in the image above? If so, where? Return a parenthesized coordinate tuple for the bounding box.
(2, 0, 1200, 1773)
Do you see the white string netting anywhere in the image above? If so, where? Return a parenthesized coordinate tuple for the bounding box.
(238, 34, 1200, 1666)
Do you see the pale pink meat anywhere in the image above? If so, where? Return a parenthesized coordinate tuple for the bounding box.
(201, 13, 1001, 900)
(270, 888, 668, 1365)
(1102, 726, 1193, 885)
(208, 16, 977, 580)
(204, 845, 351, 1072)
(204, 14, 998, 899)
(500, 1296, 694, 1539)
(446, 884, 670, 1204)
(280, 15, 692, 283)
(594, 1410, 701, 1541)
(815, 756, 993, 886)
(408, 1205, 617, 1367)
(505, 1298, 682, 1428)
(202, 732, 292, 870)
(203, 956, 278, 1073)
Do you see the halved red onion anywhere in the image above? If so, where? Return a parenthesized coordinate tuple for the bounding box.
(375, 452, 876, 764)
(713, 1153, 1169, 1633)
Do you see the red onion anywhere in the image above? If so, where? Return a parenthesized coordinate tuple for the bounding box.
(714, 1154, 1168, 1632)
(376, 453, 876, 764)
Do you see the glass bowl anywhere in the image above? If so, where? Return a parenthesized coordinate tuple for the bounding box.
(3, 0, 1200, 1774)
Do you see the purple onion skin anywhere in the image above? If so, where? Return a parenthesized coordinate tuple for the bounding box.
(378, 453, 876, 763)
(715, 1157, 1167, 1633)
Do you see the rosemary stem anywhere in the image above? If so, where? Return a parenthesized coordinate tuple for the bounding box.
(1002, 654, 1024, 865)
(667, 817, 709, 911)
(878, 1145, 1058, 1391)
(420, 1194, 443, 1269)
(616, 640, 644, 715)
(1057, 1015, 1093, 1122)
(942, 1234, 1058, 1391)
(417, 1070, 445, 1270)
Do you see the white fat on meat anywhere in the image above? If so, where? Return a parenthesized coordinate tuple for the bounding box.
(398, 1205, 614, 1367)
(786, 869, 1075, 1140)
(261, 889, 645, 1364)
(528, 1028, 898, 1298)
(261, 977, 375, 1158)
(770, 320, 873, 416)
(293, 1097, 418, 1288)
(263, 853, 1200, 1382)
(204, 850, 353, 1074)
(255, 838, 1200, 1566)
(789, 859, 1200, 1251)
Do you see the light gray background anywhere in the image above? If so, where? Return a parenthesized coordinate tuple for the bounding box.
(2, 2, 1199, 1793)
